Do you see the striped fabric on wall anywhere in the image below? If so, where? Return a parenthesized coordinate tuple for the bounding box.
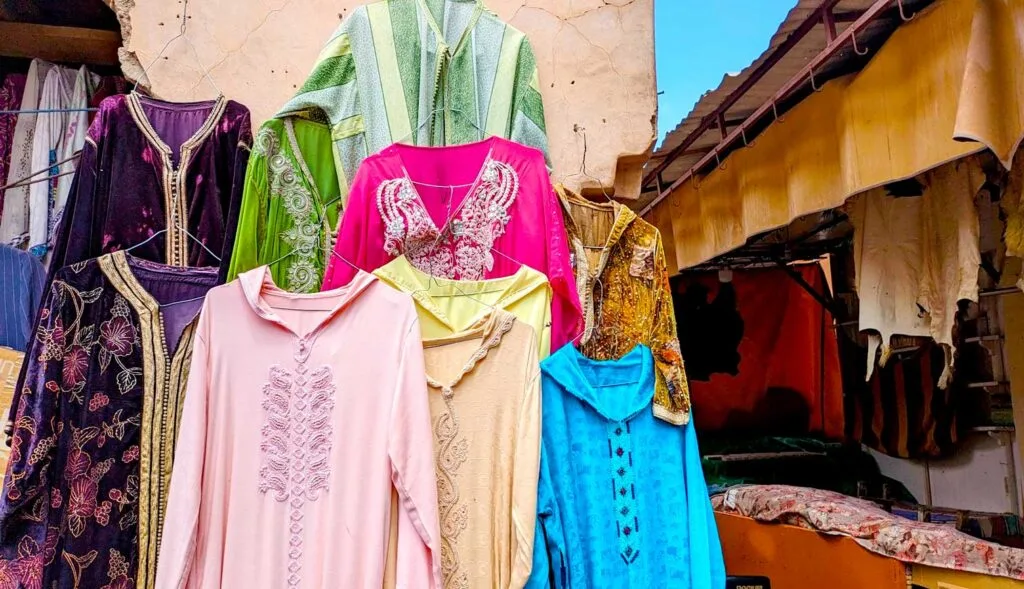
(843, 335, 960, 459)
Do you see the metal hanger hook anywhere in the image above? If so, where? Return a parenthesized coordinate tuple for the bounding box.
(772, 100, 786, 124)
(897, 0, 916, 22)
(714, 150, 727, 171)
(741, 127, 755, 148)
(852, 31, 869, 56)
(809, 69, 823, 92)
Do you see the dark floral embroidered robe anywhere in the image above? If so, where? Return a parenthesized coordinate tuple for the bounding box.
(0, 251, 217, 589)
(7, 93, 250, 468)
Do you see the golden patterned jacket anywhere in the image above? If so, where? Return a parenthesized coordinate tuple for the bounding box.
(557, 186, 691, 425)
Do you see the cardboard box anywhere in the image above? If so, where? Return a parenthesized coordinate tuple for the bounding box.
(0, 347, 23, 481)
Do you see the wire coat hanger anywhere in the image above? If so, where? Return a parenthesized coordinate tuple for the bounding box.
(266, 231, 357, 275)
(394, 65, 484, 146)
(397, 105, 485, 146)
(407, 268, 500, 314)
(263, 191, 347, 271)
(132, 0, 223, 97)
(124, 228, 168, 254)
(404, 169, 500, 313)
(0, 107, 99, 116)
(178, 221, 221, 261)
(125, 220, 222, 262)
(328, 247, 366, 274)
(1, 169, 75, 191)
(122, 238, 213, 308)
(161, 294, 209, 308)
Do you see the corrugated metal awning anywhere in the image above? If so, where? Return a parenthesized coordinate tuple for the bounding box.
(639, 0, 934, 212)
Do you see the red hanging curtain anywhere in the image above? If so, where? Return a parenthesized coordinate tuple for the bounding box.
(674, 263, 844, 438)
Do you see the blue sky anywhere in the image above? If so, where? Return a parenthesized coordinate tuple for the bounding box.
(655, 1, 796, 144)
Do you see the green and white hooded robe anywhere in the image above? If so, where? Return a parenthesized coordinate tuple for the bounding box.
(276, 0, 550, 204)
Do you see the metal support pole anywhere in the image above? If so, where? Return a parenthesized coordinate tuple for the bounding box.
(822, 7, 838, 42)
(770, 255, 845, 319)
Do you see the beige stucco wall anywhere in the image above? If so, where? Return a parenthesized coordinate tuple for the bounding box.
(110, 0, 656, 199)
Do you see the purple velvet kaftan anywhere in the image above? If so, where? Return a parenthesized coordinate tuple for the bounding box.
(0, 251, 218, 589)
(7, 94, 251, 468)
(48, 93, 252, 283)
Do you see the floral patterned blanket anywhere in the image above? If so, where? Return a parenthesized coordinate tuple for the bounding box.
(712, 485, 1024, 580)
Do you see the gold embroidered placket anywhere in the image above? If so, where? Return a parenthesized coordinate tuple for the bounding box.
(99, 252, 201, 589)
(126, 94, 228, 267)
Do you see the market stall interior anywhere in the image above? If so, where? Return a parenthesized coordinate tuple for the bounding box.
(1, 0, 1024, 588)
(643, 0, 1024, 586)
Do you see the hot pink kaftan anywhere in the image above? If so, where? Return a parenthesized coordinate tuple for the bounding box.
(155, 267, 442, 589)
(321, 136, 582, 350)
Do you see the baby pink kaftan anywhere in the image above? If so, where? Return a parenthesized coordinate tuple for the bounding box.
(155, 267, 442, 589)
(321, 136, 582, 350)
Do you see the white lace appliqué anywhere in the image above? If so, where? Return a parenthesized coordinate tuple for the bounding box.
(376, 159, 518, 281)
(259, 340, 335, 588)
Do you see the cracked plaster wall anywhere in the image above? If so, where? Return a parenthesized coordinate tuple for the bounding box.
(110, 0, 656, 198)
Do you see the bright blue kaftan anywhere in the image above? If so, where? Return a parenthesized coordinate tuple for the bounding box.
(527, 344, 725, 589)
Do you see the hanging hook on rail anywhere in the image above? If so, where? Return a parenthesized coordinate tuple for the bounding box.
(741, 127, 755, 148)
(852, 31, 870, 56)
(809, 69, 824, 92)
(896, 0, 916, 22)
(714, 150, 727, 171)
(772, 100, 786, 124)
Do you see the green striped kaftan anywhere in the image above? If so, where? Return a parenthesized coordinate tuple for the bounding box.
(276, 0, 550, 204)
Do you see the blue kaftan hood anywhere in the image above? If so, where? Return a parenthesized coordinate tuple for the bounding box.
(540, 343, 655, 422)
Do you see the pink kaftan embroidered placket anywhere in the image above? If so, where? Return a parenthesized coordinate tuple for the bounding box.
(155, 267, 442, 589)
(322, 135, 583, 352)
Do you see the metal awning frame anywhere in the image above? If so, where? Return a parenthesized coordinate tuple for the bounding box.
(640, 0, 919, 217)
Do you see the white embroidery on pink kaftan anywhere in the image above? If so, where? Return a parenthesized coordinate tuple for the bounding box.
(259, 339, 336, 588)
(376, 158, 519, 281)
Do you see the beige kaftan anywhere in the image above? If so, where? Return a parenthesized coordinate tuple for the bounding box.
(421, 310, 540, 589)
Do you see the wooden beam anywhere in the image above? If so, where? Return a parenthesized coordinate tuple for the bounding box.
(0, 22, 121, 66)
(662, 147, 712, 160)
(833, 10, 867, 22)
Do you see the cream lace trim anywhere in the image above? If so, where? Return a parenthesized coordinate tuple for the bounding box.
(425, 312, 516, 395)
(433, 395, 470, 589)
(426, 312, 515, 589)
